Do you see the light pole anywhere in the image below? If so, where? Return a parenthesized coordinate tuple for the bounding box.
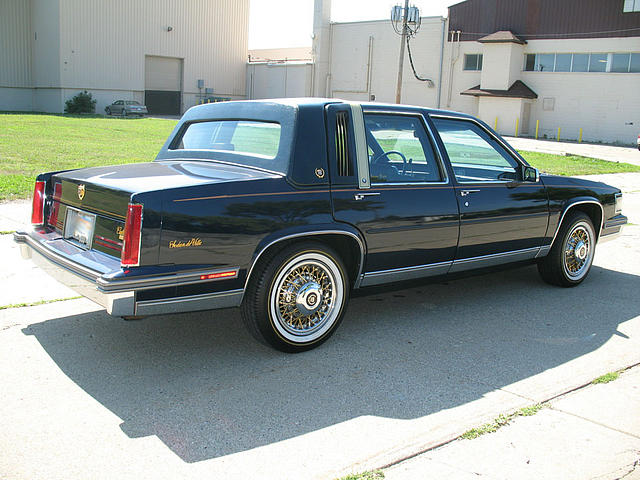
(394, 0, 409, 104)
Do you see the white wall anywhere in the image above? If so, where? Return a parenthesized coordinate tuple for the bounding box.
(519, 37, 640, 144)
(1, 0, 249, 114)
(329, 17, 446, 106)
(247, 63, 313, 99)
(480, 42, 524, 90)
(478, 97, 531, 136)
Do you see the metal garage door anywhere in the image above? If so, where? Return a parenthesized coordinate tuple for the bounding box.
(145, 56, 182, 115)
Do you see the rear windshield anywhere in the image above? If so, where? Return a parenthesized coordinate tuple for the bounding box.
(173, 120, 281, 160)
(125, 101, 140, 105)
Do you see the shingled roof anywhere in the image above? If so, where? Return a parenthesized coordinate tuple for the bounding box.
(477, 30, 526, 45)
(461, 80, 538, 99)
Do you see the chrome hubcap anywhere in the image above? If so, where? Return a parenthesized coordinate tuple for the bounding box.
(295, 281, 323, 315)
(563, 224, 592, 278)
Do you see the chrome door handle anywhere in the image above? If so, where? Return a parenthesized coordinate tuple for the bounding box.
(460, 189, 480, 197)
(354, 192, 381, 201)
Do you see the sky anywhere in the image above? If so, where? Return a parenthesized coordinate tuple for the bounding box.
(249, 0, 455, 49)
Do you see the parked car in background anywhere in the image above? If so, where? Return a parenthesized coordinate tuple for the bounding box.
(16, 99, 627, 352)
(105, 100, 148, 116)
(636, 133, 639, 151)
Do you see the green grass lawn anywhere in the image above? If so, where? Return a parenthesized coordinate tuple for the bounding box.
(1, 112, 638, 201)
(520, 150, 640, 176)
(0, 113, 177, 200)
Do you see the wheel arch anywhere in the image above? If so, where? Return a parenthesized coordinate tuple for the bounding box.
(551, 199, 603, 249)
(243, 229, 366, 299)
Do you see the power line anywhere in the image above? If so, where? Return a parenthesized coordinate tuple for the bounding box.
(406, 36, 434, 85)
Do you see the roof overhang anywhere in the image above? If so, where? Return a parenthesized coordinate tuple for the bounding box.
(477, 30, 527, 45)
(461, 80, 538, 99)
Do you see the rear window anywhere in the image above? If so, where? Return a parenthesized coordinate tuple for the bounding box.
(173, 120, 281, 159)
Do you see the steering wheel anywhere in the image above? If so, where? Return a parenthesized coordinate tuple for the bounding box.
(371, 150, 408, 174)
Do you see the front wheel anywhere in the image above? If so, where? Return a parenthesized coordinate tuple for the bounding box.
(538, 211, 596, 287)
(241, 242, 349, 353)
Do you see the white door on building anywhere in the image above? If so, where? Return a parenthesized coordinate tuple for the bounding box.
(145, 56, 183, 115)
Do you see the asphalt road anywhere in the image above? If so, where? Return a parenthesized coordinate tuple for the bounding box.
(1, 174, 639, 479)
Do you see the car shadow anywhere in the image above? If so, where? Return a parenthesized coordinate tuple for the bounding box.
(23, 264, 639, 463)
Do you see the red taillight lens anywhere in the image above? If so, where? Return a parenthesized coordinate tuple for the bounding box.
(121, 204, 143, 267)
(47, 182, 62, 228)
(31, 180, 46, 225)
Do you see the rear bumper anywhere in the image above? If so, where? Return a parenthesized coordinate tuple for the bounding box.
(14, 231, 242, 316)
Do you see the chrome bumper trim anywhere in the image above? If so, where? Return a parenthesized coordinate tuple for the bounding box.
(16, 236, 135, 316)
(97, 268, 239, 293)
(15, 231, 244, 317)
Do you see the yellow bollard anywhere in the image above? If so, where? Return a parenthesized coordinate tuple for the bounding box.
(557, 127, 561, 142)
(494, 117, 498, 130)
(535, 120, 539, 139)
(515, 118, 519, 137)
(579, 128, 583, 143)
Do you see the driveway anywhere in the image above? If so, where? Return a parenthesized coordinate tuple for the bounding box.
(505, 136, 640, 166)
(1, 174, 639, 479)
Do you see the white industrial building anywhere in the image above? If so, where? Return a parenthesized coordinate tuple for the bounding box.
(0, 0, 249, 115)
(248, 0, 640, 145)
(2, 0, 638, 145)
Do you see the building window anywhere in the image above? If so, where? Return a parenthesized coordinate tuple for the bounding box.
(623, 0, 640, 12)
(463, 54, 483, 71)
(524, 53, 640, 73)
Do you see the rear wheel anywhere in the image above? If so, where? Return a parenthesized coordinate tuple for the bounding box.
(241, 242, 349, 353)
(538, 211, 596, 287)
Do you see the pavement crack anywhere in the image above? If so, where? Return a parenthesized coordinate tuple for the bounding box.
(1, 323, 20, 331)
(549, 407, 640, 440)
(617, 458, 639, 479)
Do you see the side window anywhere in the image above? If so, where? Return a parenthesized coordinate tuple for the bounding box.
(432, 117, 519, 183)
(364, 113, 443, 184)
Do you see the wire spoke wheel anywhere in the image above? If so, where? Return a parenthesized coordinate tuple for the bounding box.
(269, 252, 344, 344)
(538, 211, 596, 287)
(562, 222, 593, 279)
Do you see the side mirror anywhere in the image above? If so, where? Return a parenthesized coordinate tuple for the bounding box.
(522, 166, 539, 183)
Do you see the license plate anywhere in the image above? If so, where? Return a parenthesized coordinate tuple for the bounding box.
(64, 208, 96, 249)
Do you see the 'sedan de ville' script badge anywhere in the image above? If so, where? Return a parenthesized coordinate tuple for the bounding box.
(169, 238, 203, 249)
(77, 184, 86, 200)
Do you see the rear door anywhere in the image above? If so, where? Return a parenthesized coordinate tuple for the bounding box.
(430, 115, 548, 271)
(327, 104, 459, 286)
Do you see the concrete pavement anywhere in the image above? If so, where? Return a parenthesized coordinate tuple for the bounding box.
(505, 136, 640, 166)
(1, 173, 639, 480)
(384, 366, 640, 480)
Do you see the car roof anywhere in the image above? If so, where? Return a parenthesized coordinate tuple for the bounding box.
(186, 98, 470, 119)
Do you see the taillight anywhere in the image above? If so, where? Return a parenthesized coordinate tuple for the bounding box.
(47, 182, 62, 228)
(121, 203, 143, 267)
(31, 180, 45, 225)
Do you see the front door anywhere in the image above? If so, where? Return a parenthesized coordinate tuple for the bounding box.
(327, 105, 460, 286)
(430, 116, 548, 271)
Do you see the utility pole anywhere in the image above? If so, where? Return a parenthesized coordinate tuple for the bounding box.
(395, 0, 409, 104)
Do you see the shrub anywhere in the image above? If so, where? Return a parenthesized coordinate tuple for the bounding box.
(64, 90, 96, 114)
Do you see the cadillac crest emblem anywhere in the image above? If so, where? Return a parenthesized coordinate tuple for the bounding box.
(77, 184, 85, 200)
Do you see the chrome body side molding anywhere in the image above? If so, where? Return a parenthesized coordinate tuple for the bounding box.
(360, 261, 451, 287)
(361, 247, 542, 285)
(449, 247, 541, 273)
